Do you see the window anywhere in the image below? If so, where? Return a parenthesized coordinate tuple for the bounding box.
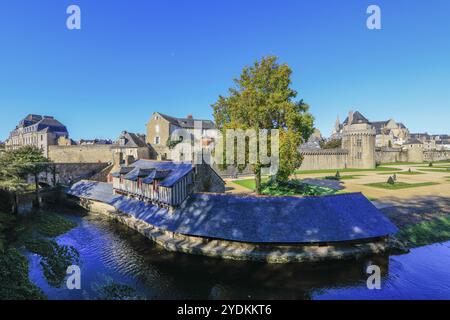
(356, 139, 362, 147)
(155, 124, 160, 133)
(155, 136, 160, 144)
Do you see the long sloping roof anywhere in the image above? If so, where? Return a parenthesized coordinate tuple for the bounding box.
(67, 181, 399, 244)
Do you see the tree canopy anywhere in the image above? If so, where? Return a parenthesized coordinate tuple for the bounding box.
(212, 56, 314, 193)
(0, 146, 51, 213)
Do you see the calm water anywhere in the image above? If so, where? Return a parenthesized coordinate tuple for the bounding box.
(27, 211, 450, 300)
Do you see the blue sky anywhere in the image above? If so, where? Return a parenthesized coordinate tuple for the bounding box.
(0, 0, 449, 140)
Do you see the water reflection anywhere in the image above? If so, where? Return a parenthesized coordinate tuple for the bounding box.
(27, 210, 450, 300)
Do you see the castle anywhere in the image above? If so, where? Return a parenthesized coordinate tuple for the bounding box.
(299, 110, 450, 170)
(299, 111, 376, 170)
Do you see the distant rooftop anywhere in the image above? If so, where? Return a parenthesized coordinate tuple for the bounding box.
(156, 112, 216, 130)
(343, 111, 370, 125)
(11, 114, 68, 136)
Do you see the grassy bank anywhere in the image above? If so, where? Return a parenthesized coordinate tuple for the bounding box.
(397, 215, 450, 248)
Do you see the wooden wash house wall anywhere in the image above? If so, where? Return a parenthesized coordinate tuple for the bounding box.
(112, 170, 194, 207)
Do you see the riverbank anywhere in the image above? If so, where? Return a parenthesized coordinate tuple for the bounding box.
(0, 209, 79, 300)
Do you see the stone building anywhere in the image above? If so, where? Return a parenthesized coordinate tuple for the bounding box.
(371, 119, 409, 148)
(112, 131, 150, 162)
(146, 112, 216, 160)
(299, 111, 376, 170)
(402, 138, 425, 162)
(5, 114, 69, 157)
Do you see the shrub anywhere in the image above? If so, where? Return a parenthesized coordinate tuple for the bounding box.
(429, 162, 433, 167)
(335, 171, 341, 179)
(387, 176, 395, 185)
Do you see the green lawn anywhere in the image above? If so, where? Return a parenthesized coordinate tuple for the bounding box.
(365, 181, 439, 190)
(336, 191, 378, 201)
(377, 171, 426, 175)
(418, 168, 450, 173)
(397, 215, 450, 248)
(380, 162, 423, 166)
(335, 174, 365, 180)
(233, 178, 336, 196)
(295, 166, 400, 175)
(232, 177, 269, 191)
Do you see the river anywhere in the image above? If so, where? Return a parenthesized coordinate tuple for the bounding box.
(27, 210, 450, 300)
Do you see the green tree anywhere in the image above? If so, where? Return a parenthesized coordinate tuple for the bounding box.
(212, 56, 314, 194)
(320, 139, 342, 149)
(0, 146, 50, 212)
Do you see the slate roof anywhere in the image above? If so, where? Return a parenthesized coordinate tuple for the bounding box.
(116, 131, 148, 148)
(67, 181, 399, 244)
(123, 168, 155, 181)
(157, 112, 216, 130)
(13, 115, 68, 135)
(343, 111, 370, 125)
(112, 159, 194, 187)
(405, 138, 423, 145)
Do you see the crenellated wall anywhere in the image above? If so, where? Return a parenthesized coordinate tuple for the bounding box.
(298, 149, 349, 170)
(424, 150, 450, 162)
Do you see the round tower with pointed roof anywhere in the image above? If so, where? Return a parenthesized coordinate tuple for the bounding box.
(341, 110, 376, 169)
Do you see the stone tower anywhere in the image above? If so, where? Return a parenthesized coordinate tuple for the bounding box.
(341, 111, 376, 169)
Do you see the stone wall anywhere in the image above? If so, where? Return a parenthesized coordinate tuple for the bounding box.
(375, 148, 450, 164)
(194, 163, 226, 193)
(48, 145, 115, 163)
(375, 148, 409, 164)
(298, 149, 349, 170)
(424, 150, 450, 162)
(37, 163, 110, 185)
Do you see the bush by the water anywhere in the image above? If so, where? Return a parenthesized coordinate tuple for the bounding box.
(24, 238, 80, 288)
(30, 212, 77, 237)
(261, 179, 336, 196)
(0, 248, 45, 300)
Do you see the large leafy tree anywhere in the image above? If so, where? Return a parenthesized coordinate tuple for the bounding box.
(0, 146, 50, 212)
(212, 56, 314, 194)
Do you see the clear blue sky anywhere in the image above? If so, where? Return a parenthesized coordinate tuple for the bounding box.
(1, 0, 449, 141)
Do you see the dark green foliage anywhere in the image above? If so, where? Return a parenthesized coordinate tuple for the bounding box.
(320, 139, 342, 149)
(387, 176, 395, 185)
(429, 162, 433, 167)
(261, 179, 336, 196)
(335, 171, 341, 179)
(0, 248, 45, 300)
(397, 215, 450, 248)
(166, 137, 183, 150)
(212, 56, 314, 193)
(96, 283, 140, 300)
(24, 238, 80, 288)
(31, 212, 77, 237)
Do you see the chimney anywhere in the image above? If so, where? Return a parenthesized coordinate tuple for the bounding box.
(348, 110, 354, 125)
(187, 114, 193, 120)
